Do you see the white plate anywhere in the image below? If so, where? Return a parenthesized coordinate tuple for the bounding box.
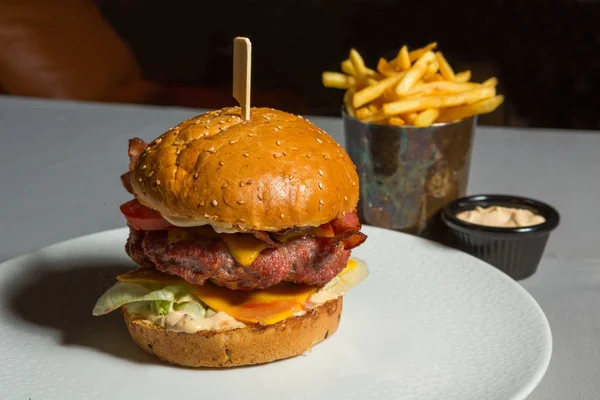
(0, 226, 551, 400)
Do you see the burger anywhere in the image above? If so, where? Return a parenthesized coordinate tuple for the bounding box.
(93, 107, 368, 367)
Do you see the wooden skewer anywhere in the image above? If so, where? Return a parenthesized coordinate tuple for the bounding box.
(233, 37, 252, 121)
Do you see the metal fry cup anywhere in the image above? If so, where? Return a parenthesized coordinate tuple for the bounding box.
(343, 112, 476, 240)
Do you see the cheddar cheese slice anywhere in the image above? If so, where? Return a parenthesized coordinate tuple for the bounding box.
(190, 283, 317, 325)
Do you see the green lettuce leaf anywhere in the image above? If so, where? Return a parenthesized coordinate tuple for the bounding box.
(320, 258, 369, 297)
(92, 282, 205, 316)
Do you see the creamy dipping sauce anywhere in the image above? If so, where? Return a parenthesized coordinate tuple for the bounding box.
(456, 206, 545, 228)
(147, 311, 245, 333)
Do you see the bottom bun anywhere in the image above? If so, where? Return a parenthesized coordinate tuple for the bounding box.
(122, 298, 343, 368)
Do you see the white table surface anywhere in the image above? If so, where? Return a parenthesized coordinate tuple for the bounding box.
(1, 96, 598, 399)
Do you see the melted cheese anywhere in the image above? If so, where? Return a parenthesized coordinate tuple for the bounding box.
(220, 233, 269, 266)
(190, 283, 317, 325)
(116, 258, 365, 326)
(275, 224, 335, 243)
(166, 224, 336, 267)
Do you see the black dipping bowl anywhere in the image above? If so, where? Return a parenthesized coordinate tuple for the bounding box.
(441, 194, 560, 280)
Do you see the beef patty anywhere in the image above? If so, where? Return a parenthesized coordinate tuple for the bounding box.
(126, 228, 351, 290)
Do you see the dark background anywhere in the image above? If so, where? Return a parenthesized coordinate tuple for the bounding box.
(95, 0, 600, 130)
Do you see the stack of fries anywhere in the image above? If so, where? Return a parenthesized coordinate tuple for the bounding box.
(322, 43, 503, 127)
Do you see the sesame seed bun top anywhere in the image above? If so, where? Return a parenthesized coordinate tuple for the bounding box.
(130, 107, 359, 232)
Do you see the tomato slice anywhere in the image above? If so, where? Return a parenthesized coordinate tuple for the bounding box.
(120, 199, 172, 230)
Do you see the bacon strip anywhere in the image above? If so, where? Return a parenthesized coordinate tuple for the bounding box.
(121, 138, 148, 194)
(248, 212, 366, 250)
(128, 138, 147, 171)
(327, 212, 367, 250)
(251, 231, 282, 248)
(121, 172, 134, 194)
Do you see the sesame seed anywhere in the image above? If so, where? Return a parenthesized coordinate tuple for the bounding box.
(149, 171, 154, 177)
(219, 127, 225, 132)
(273, 153, 280, 158)
(156, 179, 161, 185)
(283, 151, 287, 156)
(323, 154, 329, 160)
(344, 195, 348, 201)
(138, 178, 142, 182)
(208, 148, 216, 153)
(237, 200, 245, 204)
(306, 154, 311, 158)
(156, 138, 162, 144)
(239, 218, 246, 222)
(318, 183, 324, 190)
(218, 120, 225, 124)
(200, 200, 205, 206)
(319, 199, 324, 205)
(219, 161, 225, 166)
(243, 153, 249, 157)
(174, 141, 179, 145)
(276, 141, 281, 146)
(211, 199, 218, 206)
(280, 213, 285, 218)
(204, 213, 211, 218)
(222, 183, 228, 189)
(248, 133, 256, 137)
(352, 181, 356, 186)
(141, 165, 147, 170)
(318, 170, 324, 176)
(240, 182, 245, 187)
(277, 125, 283, 129)
(289, 175, 293, 180)
(193, 173, 199, 179)
(176, 148, 181, 155)
(257, 194, 263, 201)
(246, 180, 253, 184)
(229, 139, 238, 144)
(316, 138, 323, 144)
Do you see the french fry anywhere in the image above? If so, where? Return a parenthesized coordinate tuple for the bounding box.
(343, 89, 356, 117)
(322, 72, 356, 89)
(423, 59, 439, 80)
(482, 77, 498, 88)
(355, 107, 373, 120)
(341, 59, 356, 76)
(388, 117, 406, 126)
(414, 108, 440, 127)
(438, 95, 504, 122)
(349, 49, 368, 83)
(397, 45, 411, 70)
(402, 81, 480, 97)
(353, 73, 404, 108)
(402, 112, 419, 125)
(367, 104, 380, 113)
(324, 42, 502, 127)
(426, 73, 445, 82)
(435, 51, 455, 81)
(453, 70, 471, 83)
(408, 42, 437, 62)
(377, 58, 390, 74)
(383, 87, 496, 115)
(364, 111, 388, 122)
(395, 51, 435, 94)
